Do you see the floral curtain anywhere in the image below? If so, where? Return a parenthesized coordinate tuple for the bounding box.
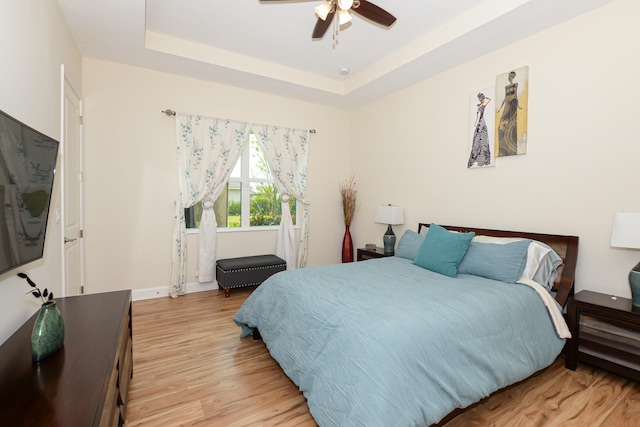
(171, 114, 249, 297)
(253, 126, 310, 269)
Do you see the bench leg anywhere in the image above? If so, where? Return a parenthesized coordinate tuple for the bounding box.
(217, 282, 231, 298)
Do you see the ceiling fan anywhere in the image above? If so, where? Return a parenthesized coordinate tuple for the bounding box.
(262, 0, 397, 39)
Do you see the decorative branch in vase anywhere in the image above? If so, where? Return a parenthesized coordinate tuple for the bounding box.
(340, 175, 357, 263)
(19, 272, 54, 304)
(18, 273, 65, 362)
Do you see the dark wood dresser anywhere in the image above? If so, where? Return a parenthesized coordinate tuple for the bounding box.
(0, 290, 133, 426)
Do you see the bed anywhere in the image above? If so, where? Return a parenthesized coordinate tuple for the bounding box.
(233, 223, 579, 426)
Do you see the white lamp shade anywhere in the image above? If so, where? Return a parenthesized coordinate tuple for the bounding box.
(337, 9, 352, 25)
(375, 205, 404, 225)
(315, 1, 333, 20)
(611, 212, 640, 249)
(337, 0, 354, 10)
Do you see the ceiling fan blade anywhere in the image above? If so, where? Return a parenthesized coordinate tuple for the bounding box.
(352, 0, 396, 27)
(312, 10, 335, 39)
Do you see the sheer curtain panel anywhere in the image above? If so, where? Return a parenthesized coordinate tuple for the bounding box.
(171, 115, 249, 297)
(253, 126, 310, 269)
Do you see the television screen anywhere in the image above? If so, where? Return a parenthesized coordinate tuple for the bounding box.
(0, 109, 59, 276)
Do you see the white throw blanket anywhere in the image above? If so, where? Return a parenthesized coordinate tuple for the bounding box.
(517, 278, 572, 339)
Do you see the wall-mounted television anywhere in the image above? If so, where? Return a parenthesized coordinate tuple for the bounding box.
(0, 109, 59, 276)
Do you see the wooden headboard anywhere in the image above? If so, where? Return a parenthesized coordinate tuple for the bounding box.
(417, 223, 579, 308)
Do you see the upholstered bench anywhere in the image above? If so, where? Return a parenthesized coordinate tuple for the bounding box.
(216, 254, 286, 298)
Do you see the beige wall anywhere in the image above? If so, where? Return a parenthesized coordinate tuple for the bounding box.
(81, 59, 352, 296)
(0, 0, 82, 343)
(351, 0, 640, 298)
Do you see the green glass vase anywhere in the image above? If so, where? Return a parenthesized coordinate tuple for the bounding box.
(31, 301, 65, 362)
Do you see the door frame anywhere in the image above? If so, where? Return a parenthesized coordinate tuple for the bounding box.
(60, 65, 85, 297)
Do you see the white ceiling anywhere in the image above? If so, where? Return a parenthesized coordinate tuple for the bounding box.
(56, 0, 614, 110)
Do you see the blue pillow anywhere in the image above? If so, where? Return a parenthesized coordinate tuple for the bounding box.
(413, 224, 474, 277)
(395, 230, 425, 260)
(458, 240, 531, 283)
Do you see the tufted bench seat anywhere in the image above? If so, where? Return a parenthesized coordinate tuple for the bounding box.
(216, 254, 286, 298)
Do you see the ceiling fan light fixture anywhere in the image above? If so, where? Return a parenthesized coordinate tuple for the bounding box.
(315, 1, 333, 21)
(337, 9, 352, 25)
(301, 0, 395, 41)
(337, 0, 354, 11)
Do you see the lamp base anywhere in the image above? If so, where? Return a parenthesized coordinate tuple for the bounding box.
(630, 262, 640, 307)
(383, 224, 396, 255)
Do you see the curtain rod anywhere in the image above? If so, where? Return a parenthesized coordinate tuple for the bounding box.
(161, 109, 316, 133)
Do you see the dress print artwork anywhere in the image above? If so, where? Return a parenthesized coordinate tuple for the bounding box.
(468, 87, 495, 169)
(495, 66, 528, 156)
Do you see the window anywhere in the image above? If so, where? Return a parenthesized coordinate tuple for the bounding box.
(184, 134, 297, 229)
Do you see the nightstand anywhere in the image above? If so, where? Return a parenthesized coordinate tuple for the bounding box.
(357, 247, 393, 261)
(565, 290, 640, 381)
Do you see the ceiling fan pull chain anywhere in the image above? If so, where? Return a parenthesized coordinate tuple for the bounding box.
(333, 12, 338, 49)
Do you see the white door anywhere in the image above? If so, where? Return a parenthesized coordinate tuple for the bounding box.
(62, 78, 84, 296)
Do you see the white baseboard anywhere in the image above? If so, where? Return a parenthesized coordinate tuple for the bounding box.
(131, 281, 219, 301)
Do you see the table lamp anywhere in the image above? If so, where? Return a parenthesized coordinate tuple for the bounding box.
(375, 204, 404, 254)
(610, 212, 640, 307)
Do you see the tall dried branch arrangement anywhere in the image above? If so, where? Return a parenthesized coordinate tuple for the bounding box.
(340, 175, 357, 227)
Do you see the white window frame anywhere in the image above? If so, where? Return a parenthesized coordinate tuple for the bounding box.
(186, 134, 298, 232)
(233, 138, 276, 229)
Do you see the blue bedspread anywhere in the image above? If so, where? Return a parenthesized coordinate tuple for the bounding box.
(233, 257, 565, 426)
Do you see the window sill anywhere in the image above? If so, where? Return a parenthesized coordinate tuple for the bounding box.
(186, 225, 299, 234)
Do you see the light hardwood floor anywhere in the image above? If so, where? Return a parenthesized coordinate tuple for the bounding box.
(125, 289, 640, 427)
